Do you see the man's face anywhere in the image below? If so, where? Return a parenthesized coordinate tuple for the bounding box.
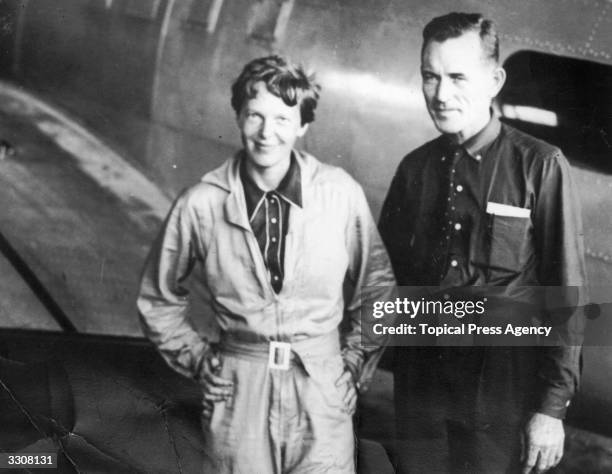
(237, 82, 308, 171)
(421, 32, 505, 142)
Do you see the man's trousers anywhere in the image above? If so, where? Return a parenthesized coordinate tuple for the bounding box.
(393, 346, 540, 474)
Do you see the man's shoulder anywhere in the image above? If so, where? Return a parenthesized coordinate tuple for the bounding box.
(396, 135, 444, 173)
(500, 123, 565, 164)
(410, 135, 445, 155)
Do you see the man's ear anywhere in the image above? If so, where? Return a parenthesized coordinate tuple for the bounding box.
(491, 66, 507, 98)
(297, 123, 309, 138)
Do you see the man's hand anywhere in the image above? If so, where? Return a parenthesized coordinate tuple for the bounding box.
(521, 412, 565, 473)
(335, 367, 358, 415)
(198, 349, 234, 419)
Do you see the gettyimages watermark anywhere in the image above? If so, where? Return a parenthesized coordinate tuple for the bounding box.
(361, 286, 607, 347)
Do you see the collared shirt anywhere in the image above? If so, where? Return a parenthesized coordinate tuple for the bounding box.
(240, 153, 302, 293)
(379, 116, 586, 418)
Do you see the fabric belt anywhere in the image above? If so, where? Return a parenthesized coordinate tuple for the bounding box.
(219, 330, 340, 370)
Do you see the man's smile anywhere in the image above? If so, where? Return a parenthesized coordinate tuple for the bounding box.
(432, 106, 460, 115)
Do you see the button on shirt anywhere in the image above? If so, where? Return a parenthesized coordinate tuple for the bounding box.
(240, 154, 302, 293)
(431, 121, 501, 286)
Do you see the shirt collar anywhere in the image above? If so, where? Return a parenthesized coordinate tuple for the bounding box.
(462, 114, 501, 160)
(240, 151, 303, 219)
(441, 114, 501, 161)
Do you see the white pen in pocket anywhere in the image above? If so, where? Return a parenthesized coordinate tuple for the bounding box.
(486, 202, 531, 218)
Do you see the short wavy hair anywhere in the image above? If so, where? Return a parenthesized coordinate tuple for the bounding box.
(231, 55, 321, 125)
(422, 12, 499, 64)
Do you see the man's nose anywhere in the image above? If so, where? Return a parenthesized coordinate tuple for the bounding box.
(435, 78, 452, 102)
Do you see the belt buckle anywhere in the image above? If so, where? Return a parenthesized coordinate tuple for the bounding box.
(268, 341, 291, 370)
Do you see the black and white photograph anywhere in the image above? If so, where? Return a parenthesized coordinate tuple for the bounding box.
(0, 1, 610, 472)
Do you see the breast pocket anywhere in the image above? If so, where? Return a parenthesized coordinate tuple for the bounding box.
(486, 213, 533, 276)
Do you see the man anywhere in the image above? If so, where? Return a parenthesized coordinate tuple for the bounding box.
(137, 56, 395, 473)
(379, 13, 586, 474)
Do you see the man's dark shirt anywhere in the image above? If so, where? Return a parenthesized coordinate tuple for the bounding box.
(240, 152, 302, 293)
(379, 116, 586, 418)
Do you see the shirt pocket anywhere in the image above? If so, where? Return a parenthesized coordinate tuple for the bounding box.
(486, 213, 533, 276)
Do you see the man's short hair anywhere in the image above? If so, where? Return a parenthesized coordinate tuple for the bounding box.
(231, 55, 320, 125)
(422, 12, 499, 64)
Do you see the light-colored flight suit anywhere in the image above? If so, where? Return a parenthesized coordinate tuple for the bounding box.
(137, 151, 396, 473)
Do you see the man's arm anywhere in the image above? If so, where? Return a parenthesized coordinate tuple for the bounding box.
(522, 149, 587, 473)
(343, 181, 397, 393)
(137, 190, 210, 381)
(533, 149, 587, 418)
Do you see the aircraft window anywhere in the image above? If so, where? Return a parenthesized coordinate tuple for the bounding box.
(247, 0, 295, 44)
(501, 105, 558, 127)
(500, 51, 612, 172)
(123, 0, 162, 20)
